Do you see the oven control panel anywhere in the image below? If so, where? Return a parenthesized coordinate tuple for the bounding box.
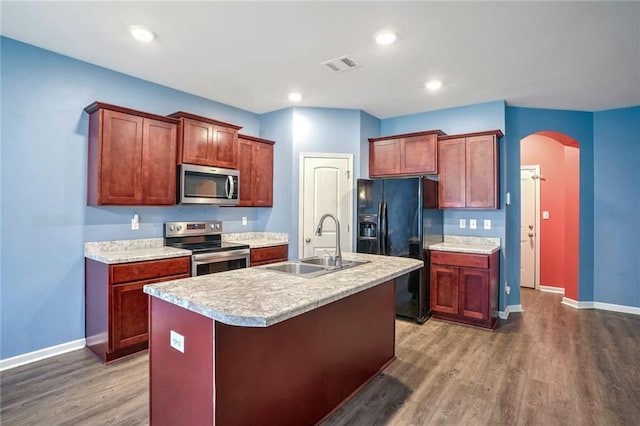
(165, 221, 222, 237)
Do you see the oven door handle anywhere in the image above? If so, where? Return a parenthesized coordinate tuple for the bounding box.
(225, 176, 235, 199)
(192, 249, 250, 263)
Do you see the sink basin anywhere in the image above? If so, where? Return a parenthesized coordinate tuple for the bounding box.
(299, 257, 368, 270)
(264, 263, 326, 274)
(262, 257, 370, 278)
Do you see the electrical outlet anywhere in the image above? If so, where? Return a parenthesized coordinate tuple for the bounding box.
(170, 330, 184, 353)
(469, 219, 477, 229)
(131, 213, 139, 230)
(459, 219, 466, 229)
(242, 216, 248, 226)
(484, 219, 491, 230)
(543, 211, 550, 219)
(506, 285, 511, 295)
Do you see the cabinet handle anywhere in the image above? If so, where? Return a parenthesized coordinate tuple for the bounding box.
(305, 238, 311, 243)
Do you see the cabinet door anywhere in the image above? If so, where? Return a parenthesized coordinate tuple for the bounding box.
(100, 110, 143, 204)
(250, 245, 288, 266)
(438, 138, 466, 208)
(110, 281, 149, 351)
(253, 142, 274, 206)
(211, 125, 238, 169)
(466, 135, 497, 208)
(142, 118, 177, 205)
(369, 139, 401, 177)
(459, 268, 490, 321)
(401, 134, 437, 175)
(182, 118, 213, 165)
(238, 138, 254, 206)
(430, 264, 459, 315)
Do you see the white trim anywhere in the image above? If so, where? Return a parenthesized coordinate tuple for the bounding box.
(539, 285, 565, 295)
(594, 302, 640, 316)
(0, 338, 86, 372)
(298, 152, 354, 259)
(561, 297, 594, 309)
(499, 304, 523, 319)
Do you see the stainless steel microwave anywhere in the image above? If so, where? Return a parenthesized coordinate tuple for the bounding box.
(178, 164, 239, 205)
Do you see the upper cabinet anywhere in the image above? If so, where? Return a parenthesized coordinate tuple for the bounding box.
(238, 135, 275, 207)
(85, 102, 178, 206)
(438, 130, 503, 209)
(169, 111, 242, 169)
(369, 130, 444, 177)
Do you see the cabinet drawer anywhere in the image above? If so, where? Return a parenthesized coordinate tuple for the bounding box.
(430, 251, 489, 269)
(111, 257, 190, 284)
(250, 245, 288, 264)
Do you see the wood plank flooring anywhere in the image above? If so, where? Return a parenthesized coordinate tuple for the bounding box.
(1, 289, 639, 425)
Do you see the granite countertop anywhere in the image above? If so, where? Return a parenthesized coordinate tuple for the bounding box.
(144, 252, 422, 327)
(428, 236, 501, 255)
(223, 232, 288, 248)
(84, 238, 191, 264)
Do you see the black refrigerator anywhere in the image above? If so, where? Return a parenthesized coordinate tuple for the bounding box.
(357, 177, 443, 323)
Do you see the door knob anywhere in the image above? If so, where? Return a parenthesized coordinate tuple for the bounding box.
(305, 238, 311, 243)
(528, 225, 534, 230)
(528, 232, 534, 238)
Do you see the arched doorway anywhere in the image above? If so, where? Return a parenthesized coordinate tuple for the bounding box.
(520, 131, 580, 302)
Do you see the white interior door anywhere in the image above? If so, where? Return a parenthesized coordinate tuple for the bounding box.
(300, 154, 352, 258)
(521, 166, 540, 289)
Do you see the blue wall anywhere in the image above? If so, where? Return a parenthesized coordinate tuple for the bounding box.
(381, 101, 509, 310)
(505, 107, 595, 305)
(592, 107, 640, 307)
(0, 37, 265, 359)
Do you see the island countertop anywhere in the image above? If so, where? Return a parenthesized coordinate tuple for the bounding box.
(144, 252, 422, 328)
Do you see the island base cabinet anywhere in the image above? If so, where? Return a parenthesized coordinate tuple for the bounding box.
(149, 280, 396, 426)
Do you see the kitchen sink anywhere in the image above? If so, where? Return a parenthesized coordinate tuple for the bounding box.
(264, 263, 326, 275)
(262, 257, 369, 278)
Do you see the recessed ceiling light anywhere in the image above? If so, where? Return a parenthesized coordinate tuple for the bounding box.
(288, 92, 302, 102)
(425, 80, 443, 91)
(375, 31, 397, 46)
(129, 25, 156, 43)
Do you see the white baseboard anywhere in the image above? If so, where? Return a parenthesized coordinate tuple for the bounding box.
(562, 298, 640, 315)
(0, 338, 86, 372)
(499, 304, 523, 319)
(539, 285, 565, 295)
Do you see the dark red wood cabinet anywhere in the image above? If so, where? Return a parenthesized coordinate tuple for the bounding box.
(438, 130, 503, 209)
(85, 102, 178, 206)
(250, 244, 288, 266)
(169, 111, 242, 169)
(369, 130, 444, 177)
(238, 135, 275, 207)
(429, 250, 500, 329)
(85, 256, 190, 363)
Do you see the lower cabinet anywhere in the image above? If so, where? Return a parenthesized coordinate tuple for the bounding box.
(250, 245, 288, 266)
(85, 256, 190, 362)
(429, 250, 499, 329)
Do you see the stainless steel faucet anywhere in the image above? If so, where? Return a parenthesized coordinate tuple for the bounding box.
(315, 213, 342, 268)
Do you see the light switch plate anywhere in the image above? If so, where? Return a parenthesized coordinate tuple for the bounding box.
(543, 211, 550, 219)
(170, 330, 184, 353)
(469, 219, 477, 229)
(484, 219, 491, 230)
(242, 216, 247, 226)
(459, 219, 466, 229)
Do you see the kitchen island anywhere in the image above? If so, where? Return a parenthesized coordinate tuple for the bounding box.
(144, 252, 422, 425)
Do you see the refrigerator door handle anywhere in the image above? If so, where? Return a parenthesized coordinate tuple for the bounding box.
(376, 200, 383, 255)
(382, 201, 389, 255)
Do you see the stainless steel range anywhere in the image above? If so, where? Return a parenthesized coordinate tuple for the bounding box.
(164, 221, 250, 276)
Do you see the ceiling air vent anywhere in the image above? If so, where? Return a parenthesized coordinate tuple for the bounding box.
(321, 55, 361, 73)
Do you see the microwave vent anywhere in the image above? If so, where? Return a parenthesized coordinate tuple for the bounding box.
(322, 55, 361, 73)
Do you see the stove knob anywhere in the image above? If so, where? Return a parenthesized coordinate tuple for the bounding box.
(169, 225, 175, 232)
(176, 225, 182, 231)
(209, 224, 216, 230)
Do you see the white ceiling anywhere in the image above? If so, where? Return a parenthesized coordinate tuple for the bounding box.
(2, 1, 639, 118)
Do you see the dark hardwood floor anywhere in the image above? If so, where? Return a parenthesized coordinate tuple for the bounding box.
(1, 289, 639, 425)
